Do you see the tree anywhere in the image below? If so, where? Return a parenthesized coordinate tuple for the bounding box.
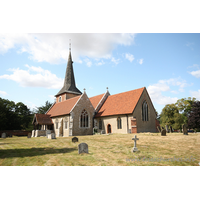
(0, 97, 32, 130)
(34, 101, 53, 114)
(175, 97, 196, 124)
(188, 101, 200, 130)
(160, 104, 179, 127)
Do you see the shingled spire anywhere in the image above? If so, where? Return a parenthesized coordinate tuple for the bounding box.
(56, 41, 82, 96)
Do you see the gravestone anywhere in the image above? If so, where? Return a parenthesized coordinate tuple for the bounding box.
(78, 143, 88, 154)
(46, 130, 51, 138)
(48, 133, 56, 139)
(132, 135, 139, 152)
(72, 137, 78, 143)
(170, 126, 173, 133)
(9, 133, 12, 137)
(182, 124, 188, 135)
(1, 133, 6, 138)
(27, 133, 31, 138)
(157, 126, 161, 133)
(161, 129, 166, 136)
(101, 130, 105, 134)
(165, 125, 170, 133)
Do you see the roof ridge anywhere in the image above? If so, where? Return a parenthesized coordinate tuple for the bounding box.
(108, 87, 145, 97)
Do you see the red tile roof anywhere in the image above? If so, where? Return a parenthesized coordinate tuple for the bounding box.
(47, 95, 81, 117)
(89, 93, 105, 109)
(35, 114, 53, 125)
(95, 87, 145, 117)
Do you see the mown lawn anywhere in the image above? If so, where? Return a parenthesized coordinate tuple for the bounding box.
(0, 132, 199, 166)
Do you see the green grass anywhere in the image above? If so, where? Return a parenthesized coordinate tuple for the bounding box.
(0, 133, 199, 166)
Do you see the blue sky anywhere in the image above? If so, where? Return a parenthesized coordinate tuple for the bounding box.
(0, 33, 200, 114)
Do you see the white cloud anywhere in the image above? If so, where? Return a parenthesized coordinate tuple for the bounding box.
(96, 60, 105, 66)
(84, 58, 92, 67)
(0, 33, 136, 64)
(125, 53, 134, 62)
(0, 90, 8, 96)
(138, 58, 143, 65)
(190, 90, 200, 100)
(189, 69, 200, 78)
(0, 65, 63, 89)
(187, 64, 199, 69)
(111, 57, 120, 64)
(147, 78, 188, 105)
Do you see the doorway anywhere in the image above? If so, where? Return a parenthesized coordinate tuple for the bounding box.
(107, 124, 112, 133)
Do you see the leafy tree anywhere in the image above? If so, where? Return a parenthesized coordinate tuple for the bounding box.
(188, 101, 200, 130)
(175, 97, 196, 124)
(33, 101, 53, 114)
(160, 104, 179, 127)
(0, 97, 32, 130)
(160, 97, 197, 131)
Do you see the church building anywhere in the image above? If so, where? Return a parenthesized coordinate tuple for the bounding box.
(32, 46, 158, 137)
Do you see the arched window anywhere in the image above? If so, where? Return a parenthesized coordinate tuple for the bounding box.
(99, 119, 102, 130)
(142, 101, 149, 121)
(80, 109, 89, 128)
(59, 96, 62, 102)
(117, 117, 122, 129)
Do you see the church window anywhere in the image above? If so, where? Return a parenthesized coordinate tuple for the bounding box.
(56, 122, 58, 129)
(80, 109, 89, 128)
(117, 117, 122, 129)
(59, 96, 62, 102)
(99, 119, 102, 130)
(142, 101, 149, 121)
(64, 121, 68, 129)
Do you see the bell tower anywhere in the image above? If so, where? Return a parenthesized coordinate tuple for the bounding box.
(55, 40, 82, 102)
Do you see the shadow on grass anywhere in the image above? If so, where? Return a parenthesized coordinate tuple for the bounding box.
(0, 147, 77, 158)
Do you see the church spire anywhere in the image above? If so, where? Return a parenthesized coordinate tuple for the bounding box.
(56, 41, 82, 97)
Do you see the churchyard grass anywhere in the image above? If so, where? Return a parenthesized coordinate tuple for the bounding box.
(0, 133, 199, 166)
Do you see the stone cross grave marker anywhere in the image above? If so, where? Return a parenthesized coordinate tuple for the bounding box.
(27, 133, 31, 138)
(182, 124, 188, 135)
(1, 133, 6, 138)
(72, 137, 78, 143)
(161, 129, 166, 136)
(132, 135, 139, 152)
(78, 143, 88, 154)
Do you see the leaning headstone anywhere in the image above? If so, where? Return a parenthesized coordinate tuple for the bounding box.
(132, 135, 139, 152)
(157, 126, 161, 133)
(27, 133, 31, 138)
(78, 143, 88, 154)
(182, 124, 188, 135)
(72, 137, 78, 143)
(1, 133, 6, 138)
(165, 125, 170, 133)
(161, 129, 166, 136)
